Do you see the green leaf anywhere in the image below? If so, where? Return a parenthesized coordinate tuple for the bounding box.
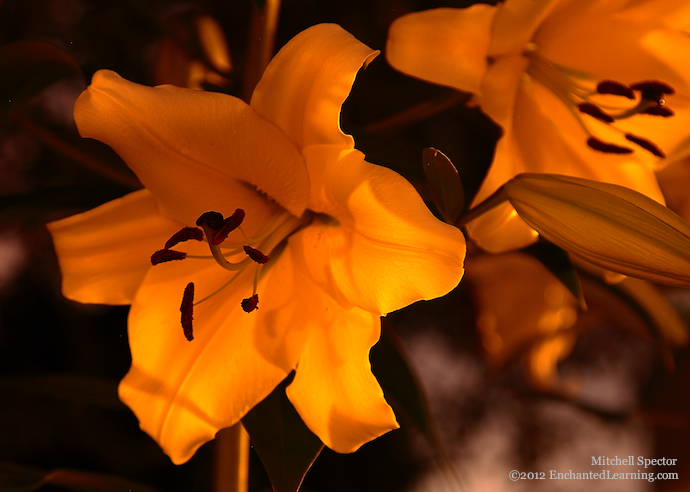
(524, 241, 587, 310)
(371, 321, 460, 490)
(0, 462, 161, 492)
(0, 374, 125, 411)
(422, 147, 464, 224)
(242, 375, 323, 492)
(0, 40, 83, 120)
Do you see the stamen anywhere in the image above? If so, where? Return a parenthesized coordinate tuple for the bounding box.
(625, 133, 666, 158)
(578, 103, 614, 123)
(180, 282, 195, 341)
(241, 294, 259, 313)
(642, 105, 674, 117)
(151, 249, 187, 265)
(243, 245, 270, 264)
(596, 80, 635, 99)
(165, 227, 204, 250)
(587, 136, 633, 154)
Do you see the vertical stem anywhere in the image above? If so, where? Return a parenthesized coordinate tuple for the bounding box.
(242, 0, 282, 102)
(214, 423, 250, 492)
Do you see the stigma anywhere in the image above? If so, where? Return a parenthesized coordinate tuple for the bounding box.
(150, 207, 311, 340)
(525, 49, 675, 158)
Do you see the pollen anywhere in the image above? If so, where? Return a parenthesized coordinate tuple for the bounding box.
(164, 226, 204, 249)
(180, 282, 195, 341)
(151, 249, 187, 265)
(241, 294, 259, 312)
(243, 245, 270, 264)
(586, 137, 633, 154)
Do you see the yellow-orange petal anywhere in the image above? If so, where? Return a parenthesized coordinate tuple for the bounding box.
(250, 23, 378, 152)
(286, 295, 398, 453)
(293, 145, 465, 315)
(386, 6, 496, 96)
(46, 189, 181, 305)
(119, 241, 316, 464)
(74, 70, 309, 222)
(488, 0, 561, 57)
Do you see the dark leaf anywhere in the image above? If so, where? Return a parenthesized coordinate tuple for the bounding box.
(0, 40, 83, 121)
(0, 462, 161, 492)
(524, 241, 587, 310)
(371, 321, 460, 490)
(242, 375, 323, 492)
(422, 147, 465, 224)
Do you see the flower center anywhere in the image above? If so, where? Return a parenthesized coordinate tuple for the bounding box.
(523, 44, 675, 158)
(150, 208, 312, 341)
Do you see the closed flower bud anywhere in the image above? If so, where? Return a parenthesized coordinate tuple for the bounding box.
(504, 173, 690, 287)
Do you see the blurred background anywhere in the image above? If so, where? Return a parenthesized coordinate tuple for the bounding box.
(1, 0, 689, 491)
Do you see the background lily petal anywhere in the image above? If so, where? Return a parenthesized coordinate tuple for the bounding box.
(120, 241, 316, 464)
(251, 23, 378, 152)
(47, 189, 182, 305)
(74, 70, 309, 222)
(286, 294, 398, 454)
(386, 6, 496, 97)
(294, 145, 465, 315)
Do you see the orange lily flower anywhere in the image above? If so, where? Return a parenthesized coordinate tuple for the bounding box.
(47, 24, 466, 464)
(387, 0, 690, 252)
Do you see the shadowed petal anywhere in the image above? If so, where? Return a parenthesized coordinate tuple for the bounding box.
(489, 0, 561, 56)
(250, 24, 379, 152)
(286, 294, 398, 453)
(119, 242, 316, 464)
(386, 6, 496, 96)
(47, 189, 181, 305)
(74, 70, 309, 223)
(293, 145, 465, 314)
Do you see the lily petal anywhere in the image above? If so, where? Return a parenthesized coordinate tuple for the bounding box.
(47, 189, 181, 305)
(489, 0, 561, 57)
(119, 241, 315, 464)
(251, 24, 378, 152)
(294, 145, 465, 315)
(386, 6, 496, 96)
(286, 292, 398, 453)
(74, 70, 309, 222)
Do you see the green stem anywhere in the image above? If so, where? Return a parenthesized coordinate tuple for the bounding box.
(455, 186, 509, 228)
(364, 90, 468, 135)
(214, 423, 250, 492)
(241, 0, 282, 102)
(16, 115, 141, 190)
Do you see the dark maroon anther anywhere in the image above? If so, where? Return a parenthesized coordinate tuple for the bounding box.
(630, 80, 675, 95)
(578, 103, 615, 123)
(151, 249, 187, 265)
(164, 227, 204, 250)
(210, 209, 246, 246)
(241, 294, 259, 313)
(180, 282, 195, 341)
(586, 136, 634, 154)
(243, 245, 270, 264)
(196, 211, 225, 229)
(596, 80, 635, 99)
(631, 81, 675, 104)
(625, 133, 666, 158)
(642, 105, 675, 117)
